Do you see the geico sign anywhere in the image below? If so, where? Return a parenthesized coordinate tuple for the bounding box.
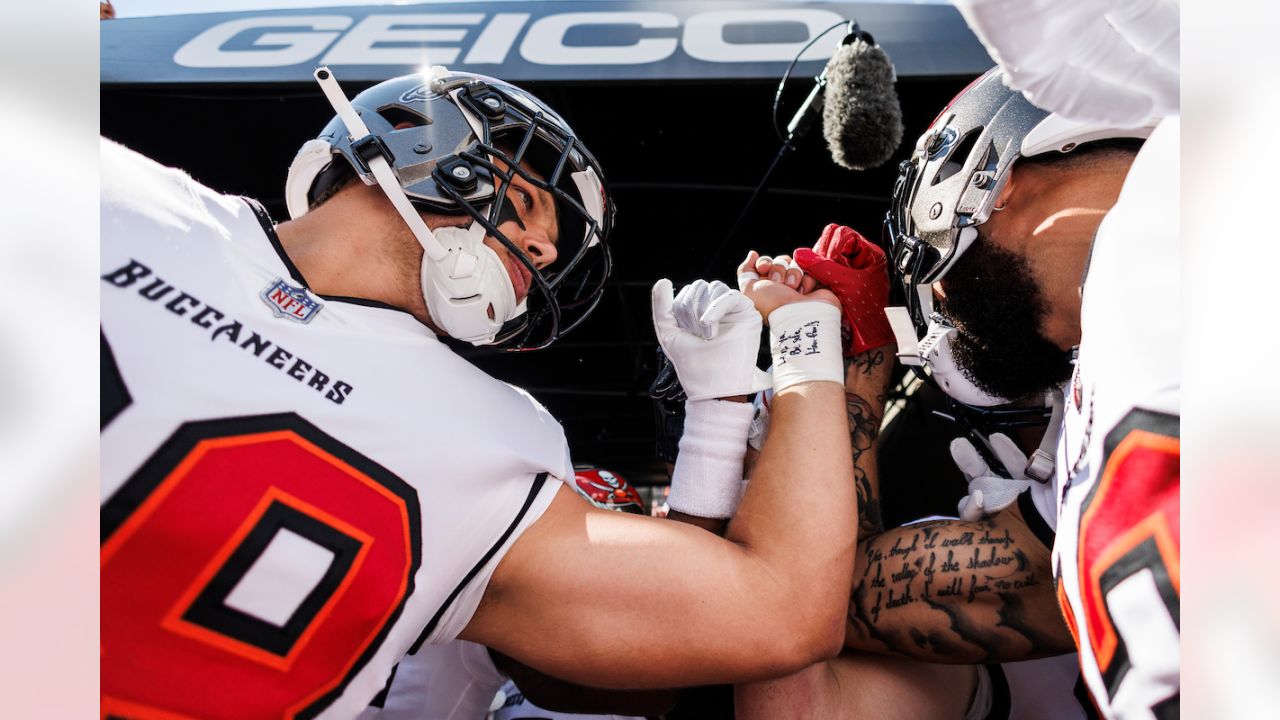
(173, 9, 843, 68)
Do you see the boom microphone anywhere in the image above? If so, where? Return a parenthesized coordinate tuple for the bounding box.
(821, 32, 904, 171)
(701, 23, 903, 276)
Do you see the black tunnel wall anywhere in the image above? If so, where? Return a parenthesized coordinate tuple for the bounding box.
(101, 74, 976, 485)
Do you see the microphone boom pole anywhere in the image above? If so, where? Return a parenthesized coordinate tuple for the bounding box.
(700, 20, 855, 278)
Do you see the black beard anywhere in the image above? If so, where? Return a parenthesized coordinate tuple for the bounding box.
(936, 241, 1072, 402)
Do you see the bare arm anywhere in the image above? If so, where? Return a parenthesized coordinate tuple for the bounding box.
(463, 288, 855, 688)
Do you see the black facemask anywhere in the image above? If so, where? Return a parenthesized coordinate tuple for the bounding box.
(936, 239, 1072, 402)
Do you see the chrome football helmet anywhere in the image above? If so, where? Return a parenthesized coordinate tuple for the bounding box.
(883, 67, 1155, 407)
(286, 67, 614, 350)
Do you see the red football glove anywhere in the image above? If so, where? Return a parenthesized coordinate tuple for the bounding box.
(793, 224, 894, 356)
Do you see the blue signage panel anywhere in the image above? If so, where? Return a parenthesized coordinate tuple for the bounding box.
(101, 1, 993, 84)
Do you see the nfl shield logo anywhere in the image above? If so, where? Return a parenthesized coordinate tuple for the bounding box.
(260, 278, 322, 324)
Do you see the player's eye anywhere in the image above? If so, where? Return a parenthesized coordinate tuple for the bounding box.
(514, 187, 533, 211)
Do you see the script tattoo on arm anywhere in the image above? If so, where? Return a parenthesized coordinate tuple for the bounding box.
(843, 509, 1074, 664)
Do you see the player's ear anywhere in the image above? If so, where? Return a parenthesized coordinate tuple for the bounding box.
(993, 169, 1017, 212)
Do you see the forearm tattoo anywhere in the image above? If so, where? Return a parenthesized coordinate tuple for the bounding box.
(846, 391, 884, 537)
(849, 349, 886, 377)
(844, 517, 1073, 663)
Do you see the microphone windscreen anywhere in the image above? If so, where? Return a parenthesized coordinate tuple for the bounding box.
(822, 38, 904, 171)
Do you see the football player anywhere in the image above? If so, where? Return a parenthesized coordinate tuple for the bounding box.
(742, 60, 1178, 717)
(928, 1, 1180, 713)
(101, 66, 857, 718)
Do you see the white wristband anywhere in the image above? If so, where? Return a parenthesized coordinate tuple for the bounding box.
(668, 399, 756, 519)
(767, 302, 844, 392)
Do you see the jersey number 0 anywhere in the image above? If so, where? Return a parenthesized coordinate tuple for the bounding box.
(1072, 408, 1180, 719)
(101, 411, 422, 720)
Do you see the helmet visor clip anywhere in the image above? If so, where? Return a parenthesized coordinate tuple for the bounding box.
(351, 133, 395, 174)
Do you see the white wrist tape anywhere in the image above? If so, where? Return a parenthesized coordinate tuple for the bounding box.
(668, 399, 756, 519)
(767, 302, 844, 392)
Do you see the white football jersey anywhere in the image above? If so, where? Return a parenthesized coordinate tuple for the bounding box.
(976, 652, 1095, 720)
(996, 485, 1093, 720)
(357, 640, 506, 720)
(100, 139, 571, 720)
(493, 680, 643, 720)
(1053, 118, 1180, 719)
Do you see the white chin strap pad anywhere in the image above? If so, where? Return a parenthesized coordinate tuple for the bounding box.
(917, 320, 1008, 407)
(284, 138, 338, 220)
(885, 301, 1013, 407)
(421, 222, 522, 345)
(887, 309, 1010, 407)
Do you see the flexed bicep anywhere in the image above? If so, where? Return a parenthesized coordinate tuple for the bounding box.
(844, 502, 1074, 664)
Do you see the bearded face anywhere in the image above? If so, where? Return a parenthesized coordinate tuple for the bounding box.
(935, 238, 1072, 403)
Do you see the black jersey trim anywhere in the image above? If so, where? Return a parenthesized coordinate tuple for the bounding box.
(409, 473, 550, 653)
(242, 197, 418, 317)
(368, 661, 399, 709)
(1074, 674, 1103, 720)
(1152, 692, 1179, 720)
(1102, 408, 1180, 458)
(101, 330, 132, 429)
(1017, 490, 1056, 551)
(318, 294, 415, 314)
(983, 663, 1011, 720)
(245, 197, 309, 287)
(183, 500, 363, 657)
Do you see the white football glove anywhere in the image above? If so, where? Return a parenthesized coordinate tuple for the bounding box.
(652, 278, 771, 401)
(672, 279, 734, 339)
(952, 433, 1034, 521)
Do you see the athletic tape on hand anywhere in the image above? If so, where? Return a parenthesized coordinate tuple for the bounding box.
(767, 302, 844, 392)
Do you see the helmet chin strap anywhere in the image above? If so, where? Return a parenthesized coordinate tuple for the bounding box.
(313, 66, 521, 345)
